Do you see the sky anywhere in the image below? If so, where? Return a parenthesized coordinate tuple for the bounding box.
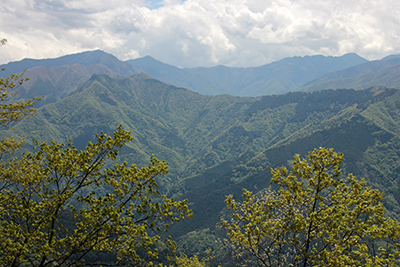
(1, 0, 399, 68)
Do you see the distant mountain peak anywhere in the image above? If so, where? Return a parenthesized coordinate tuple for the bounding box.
(0, 50, 136, 78)
(141, 55, 156, 60)
(128, 55, 178, 67)
(381, 54, 400, 60)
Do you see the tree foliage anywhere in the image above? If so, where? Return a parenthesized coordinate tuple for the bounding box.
(0, 39, 41, 128)
(166, 252, 215, 267)
(0, 70, 41, 127)
(221, 147, 400, 266)
(0, 126, 192, 266)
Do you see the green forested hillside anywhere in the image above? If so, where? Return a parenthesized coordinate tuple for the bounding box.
(4, 72, 400, 265)
(11, 74, 398, 183)
(14, 64, 122, 107)
(168, 87, 400, 240)
(1, 50, 138, 107)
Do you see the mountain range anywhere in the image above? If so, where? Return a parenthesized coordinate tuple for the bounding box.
(127, 53, 368, 96)
(4, 50, 400, 98)
(2, 50, 400, 265)
(300, 55, 400, 91)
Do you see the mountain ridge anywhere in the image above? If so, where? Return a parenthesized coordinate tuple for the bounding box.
(6, 50, 400, 98)
(15, 63, 122, 106)
(0, 50, 137, 78)
(300, 57, 400, 91)
(128, 53, 368, 96)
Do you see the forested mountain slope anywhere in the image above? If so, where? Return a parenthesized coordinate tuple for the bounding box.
(1, 50, 139, 107)
(168, 87, 400, 239)
(3, 72, 400, 262)
(14, 64, 123, 107)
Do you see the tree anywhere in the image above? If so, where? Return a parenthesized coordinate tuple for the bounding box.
(167, 252, 215, 267)
(0, 126, 192, 266)
(0, 40, 43, 189)
(221, 147, 400, 267)
(0, 38, 41, 128)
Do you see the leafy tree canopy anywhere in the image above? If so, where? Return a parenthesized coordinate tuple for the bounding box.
(0, 127, 192, 266)
(0, 39, 42, 128)
(221, 147, 400, 267)
(167, 252, 216, 267)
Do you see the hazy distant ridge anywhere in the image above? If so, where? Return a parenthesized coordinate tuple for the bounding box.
(0, 50, 137, 78)
(128, 53, 368, 96)
(300, 55, 400, 91)
(6, 50, 400, 97)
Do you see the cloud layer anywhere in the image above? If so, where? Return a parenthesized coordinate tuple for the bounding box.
(1, 0, 399, 67)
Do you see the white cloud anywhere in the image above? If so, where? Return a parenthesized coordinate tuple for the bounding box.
(1, 0, 400, 67)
